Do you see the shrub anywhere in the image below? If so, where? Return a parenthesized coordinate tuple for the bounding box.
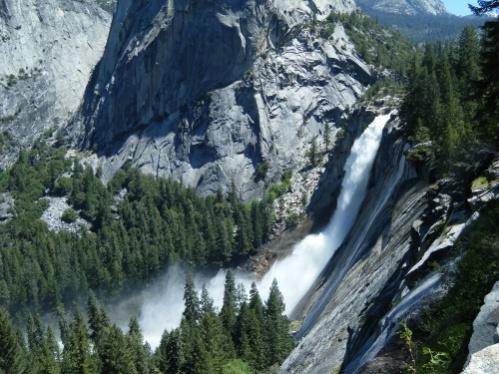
(61, 208, 77, 224)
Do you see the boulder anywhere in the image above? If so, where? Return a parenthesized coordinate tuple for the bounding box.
(467, 281, 499, 361)
(462, 344, 499, 374)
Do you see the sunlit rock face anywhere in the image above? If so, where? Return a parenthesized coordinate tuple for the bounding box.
(356, 0, 447, 15)
(0, 0, 111, 169)
(72, 0, 375, 201)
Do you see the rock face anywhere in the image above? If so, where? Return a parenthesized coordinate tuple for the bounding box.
(281, 112, 497, 373)
(40, 197, 91, 233)
(71, 0, 374, 200)
(356, 0, 447, 15)
(0, 0, 111, 169)
(462, 344, 499, 374)
(282, 111, 431, 373)
(466, 281, 499, 362)
(0, 192, 13, 224)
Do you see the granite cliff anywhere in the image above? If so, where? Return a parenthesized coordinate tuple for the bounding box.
(71, 0, 374, 201)
(0, 0, 111, 169)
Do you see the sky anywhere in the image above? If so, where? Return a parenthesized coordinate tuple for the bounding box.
(443, 0, 473, 16)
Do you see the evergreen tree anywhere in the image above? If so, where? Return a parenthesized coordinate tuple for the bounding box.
(200, 286, 228, 372)
(477, 19, 499, 145)
(182, 274, 200, 325)
(156, 330, 181, 374)
(220, 272, 237, 338)
(127, 318, 149, 374)
(87, 294, 109, 348)
(40, 327, 61, 374)
(98, 325, 137, 374)
(179, 320, 210, 374)
(469, 0, 499, 14)
(0, 308, 26, 374)
(264, 280, 294, 366)
(324, 123, 331, 151)
(246, 283, 266, 370)
(61, 312, 93, 374)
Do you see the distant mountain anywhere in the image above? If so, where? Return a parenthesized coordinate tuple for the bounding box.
(356, 0, 447, 16)
(357, 0, 487, 42)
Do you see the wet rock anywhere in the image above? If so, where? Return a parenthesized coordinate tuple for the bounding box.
(282, 112, 426, 373)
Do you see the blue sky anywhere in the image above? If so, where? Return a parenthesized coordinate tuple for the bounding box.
(443, 0, 472, 16)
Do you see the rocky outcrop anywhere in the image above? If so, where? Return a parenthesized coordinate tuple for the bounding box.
(282, 111, 430, 373)
(462, 344, 499, 374)
(0, 0, 110, 169)
(40, 197, 91, 233)
(0, 192, 13, 224)
(70, 0, 376, 201)
(356, 0, 447, 15)
(466, 281, 499, 363)
(281, 115, 498, 373)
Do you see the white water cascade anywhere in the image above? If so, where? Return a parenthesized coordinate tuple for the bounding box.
(127, 113, 393, 348)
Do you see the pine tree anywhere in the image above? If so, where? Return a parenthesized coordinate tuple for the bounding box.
(183, 274, 200, 325)
(98, 325, 137, 374)
(0, 308, 26, 374)
(220, 271, 237, 339)
(246, 283, 266, 370)
(87, 293, 109, 348)
(40, 327, 61, 374)
(61, 312, 93, 374)
(200, 286, 228, 372)
(477, 19, 499, 145)
(264, 280, 294, 366)
(324, 123, 331, 151)
(179, 321, 210, 374)
(157, 330, 181, 374)
(469, 0, 499, 14)
(27, 314, 60, 373)
(127, 318, 149, 374)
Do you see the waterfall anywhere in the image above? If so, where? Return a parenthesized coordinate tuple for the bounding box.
(343, 273, 443, 374)
(124, 113, 393, 348)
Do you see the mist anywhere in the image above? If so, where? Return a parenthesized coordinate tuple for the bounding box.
(110, 113, 393, 349)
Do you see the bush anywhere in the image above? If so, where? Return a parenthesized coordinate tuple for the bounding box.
(61, 208, 78, 224)
(222, 359, 253, 374)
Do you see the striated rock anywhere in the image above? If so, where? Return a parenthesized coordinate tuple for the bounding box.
(467, 281, 499, 362)
(71, 0, 373, 200)
(462, 344, 499, 374)
(281, 111, 497, 373)
(282, 112, 428, 373)
(0, 0, 111, 169)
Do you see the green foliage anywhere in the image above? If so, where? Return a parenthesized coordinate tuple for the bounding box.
(254, 161, 269, 182)
(402, 24, 498, 174)
(400, 321, 417, 374)
(401, 200, 499, 373)
(155, 275, 294, 373)
(323, 11, 415, 77)
(362, 9, 486, 43)
(0, 308, 26, 373)
(0, 143, 273, 315)
(306, 138, 321, 167)
(61, 208, 77, 224)
(222, 359, 253, 374)
(265, 171, 292, 202)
